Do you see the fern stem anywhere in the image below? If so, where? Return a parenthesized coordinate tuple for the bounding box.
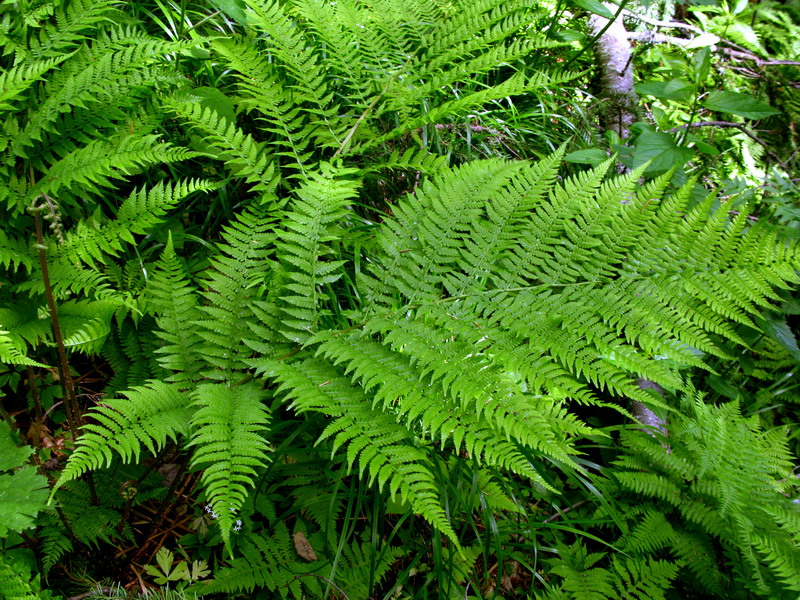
(32, 198, 98, 505)
(26, 366, 43, 447)
(33, 204, 81, 441)
(332, 53, 417, 160)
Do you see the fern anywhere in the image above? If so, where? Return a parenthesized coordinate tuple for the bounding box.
(193, 522, 322, 597)
(598, 392, 800, 598)
(55, 380, 192, 482)
(56, 150, 800, 552)
(188, 381, 272, 546)
(541, 540, 679, 600)
(0, 554, 42, 600)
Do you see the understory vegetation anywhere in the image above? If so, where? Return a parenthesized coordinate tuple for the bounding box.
(1, 0, 800, 598)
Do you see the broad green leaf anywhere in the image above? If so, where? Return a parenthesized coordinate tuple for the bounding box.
(209, 0, 247, 26)
(564, 149, 608, 166)
(692, 47, 712, 84)
(632, 132, 694, 174)
(636, 80, 695, 103)
(155, 547, 174, 575)
(0, 422, 32, 471)
(0, 468, 49, 537)
(570, 0, 615, 18)
(190, 87, 236, 126)
(702, 91, 780, 119)
(685, 32, 720, 50)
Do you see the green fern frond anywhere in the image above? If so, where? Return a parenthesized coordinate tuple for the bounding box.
(54, 380, 192, 488)
(195, 207, 275, 380)
(207, 35, 340, 175)
(146, 238, 203, 384)
(12, 32, 188, 161)
(259, 357, 459, 544)
(59, 179, 220, 267)
(188, 381, 272, 546)
(167, 100, 278, 196)
(0, 229, 33, 272)
(0, 55, 68, 110)
(29, 135, 199, 201)
(544, 540, 679, 600)
(192, 523, 320, 597)
(27, 0, 121, 60)
(273, 167, 359, 342)
(0, 554, 41, 600)
(39, 522, 73, 573)
(0, 329, 46, 367)
(242, 0, 330, 111)
(333, 541, 406, 600)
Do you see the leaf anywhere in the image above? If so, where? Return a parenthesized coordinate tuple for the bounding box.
(208, 0, 247, 26)
(692, 47, 712, 84)
(758, 315, 800, 362)
(632, 132, 694, 174)
(702, 91, 780, 119)
(155, 547, 174, 575)
(292, 531, 318, 561)
(0, 468, 49, 537)
(143, 564, 168, 585)
(0, 422, 32, 471)
(570, 0, 615, 18)
(190, 87, 236, 126)
(190, 560, 211, 580)
(564, 149, 609, 166)
(170, 561, 190, 581)
(685, 32, 720, 50)
(636, 80, 695, 103)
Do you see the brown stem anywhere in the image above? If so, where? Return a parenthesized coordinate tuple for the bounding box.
(33, 197, 98, 504)
(0, 400, 16, 431)
(26, 365, 43, 447)
(33, 207, 80, 439)
(542, 499, 588, 524)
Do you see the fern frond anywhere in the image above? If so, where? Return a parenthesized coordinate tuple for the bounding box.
(0, 554, 41, 600)
(188, 381, 272, 545)
(0, 329, 46, 367)
(167, 100, 277, 195)
(29, 135, 199, 201)
(146, 238, 203, 384)
(273, 167, 359, 342)
(13, 33, 188, 160)
(259, 357, 459, 544)
(27, 0, 120, 59)
(54, 380, 192, 487)
(193, 523, 321, 597)
(0, 55, 67, 110)
(195, 207, 275, 381)
(0, 229, 34, 272)
(59, 179, 220, 267)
